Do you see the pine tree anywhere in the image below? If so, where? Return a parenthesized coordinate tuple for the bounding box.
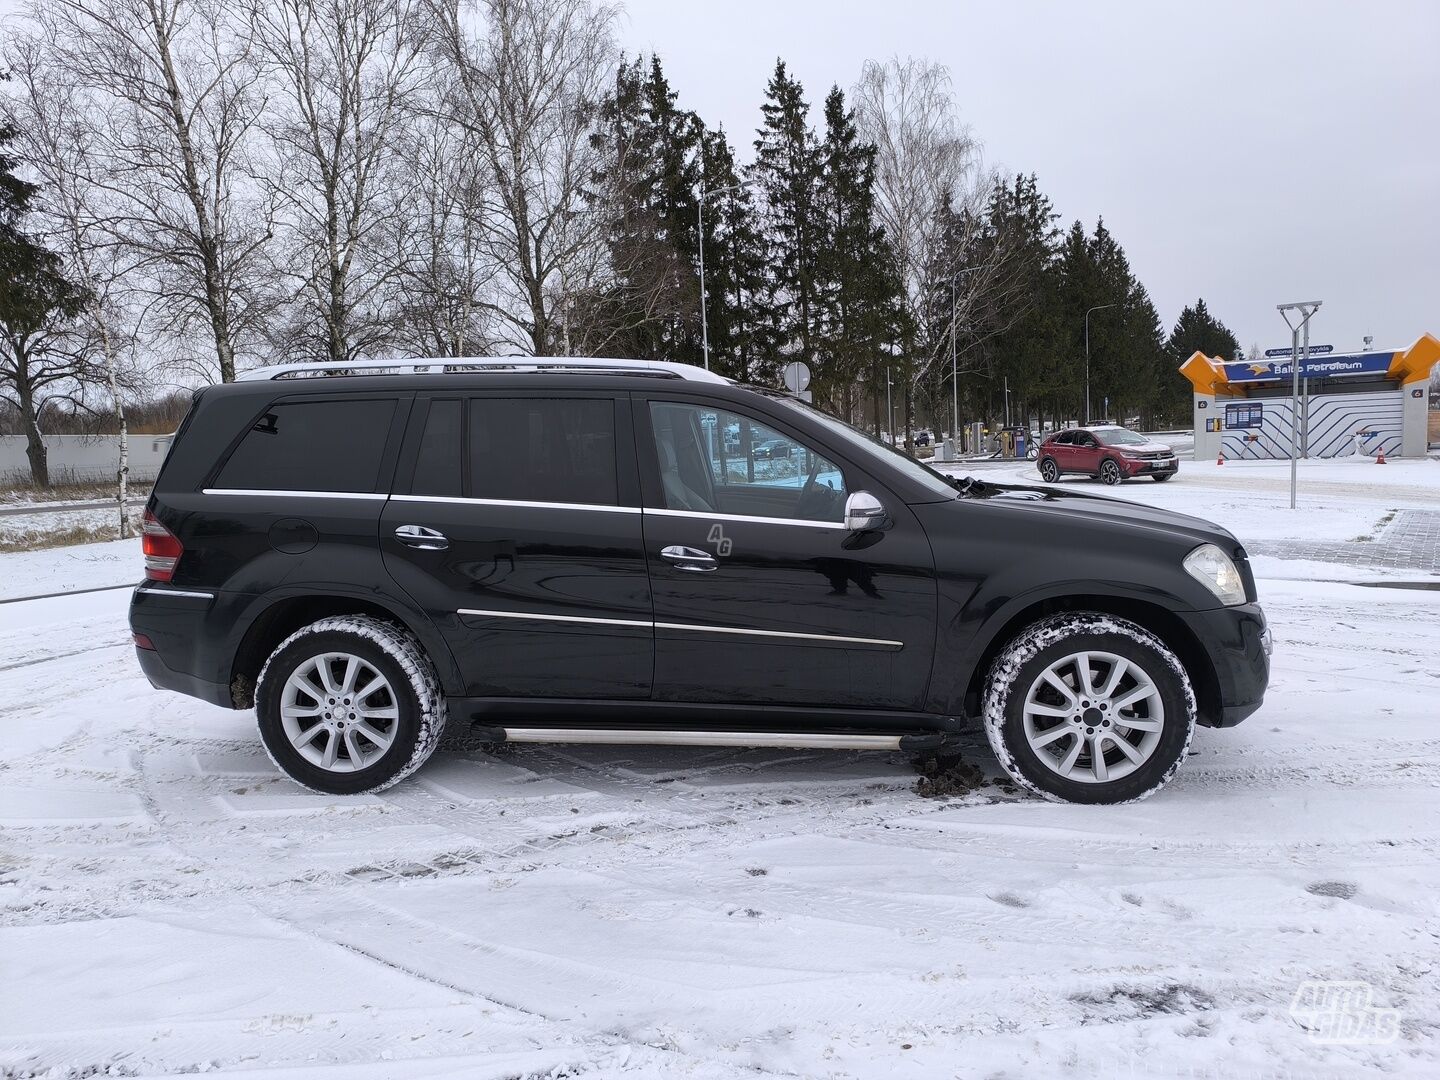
(813, 85, 896, 418)
(591, 55, 703, 361)
(1163, 299, 1240, 423)
(698, 128, 774, 382)
(750, 60, 821, 375)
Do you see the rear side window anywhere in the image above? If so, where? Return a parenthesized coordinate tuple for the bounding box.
(215, 399, 397, 493)
(469, 398, 617, 506)
(411, 399, 463, 497)
(1053, 431, 1075, 445)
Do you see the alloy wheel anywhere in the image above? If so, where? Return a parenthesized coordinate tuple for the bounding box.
(280, 652, 398, 772)
(1021, 650, 1165, 784)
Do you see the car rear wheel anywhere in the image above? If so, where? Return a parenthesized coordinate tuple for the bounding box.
(255, 615, 447, 795)
(1099, 459, 1123, 485)
(1038, 457, 1060, 483)
(982, 613, 1196, 804)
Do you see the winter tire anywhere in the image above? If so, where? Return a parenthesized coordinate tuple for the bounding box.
(1039, 457, 1060, 483)
(983, 613, 1196, 804)
(1099, 459, 1123, 485)
(1152, 473, 1173, 482)
(256, 615, 447, 795)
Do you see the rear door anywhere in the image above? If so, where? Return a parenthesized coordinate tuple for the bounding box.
(381, 391, 653, 700)
(636, 393, 937, 711)
(1046, 430, 1075, 471)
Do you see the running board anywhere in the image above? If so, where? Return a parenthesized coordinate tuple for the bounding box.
(474, 726, 943, 752)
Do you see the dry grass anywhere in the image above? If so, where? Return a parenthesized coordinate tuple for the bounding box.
(0, 481, 153, 506)
(0, 521, 137, 553)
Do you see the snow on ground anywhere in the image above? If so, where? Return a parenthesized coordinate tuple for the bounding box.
(1, 467, 1438, 1078)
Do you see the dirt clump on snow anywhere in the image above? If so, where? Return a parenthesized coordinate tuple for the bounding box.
(912, 751, 986, 798)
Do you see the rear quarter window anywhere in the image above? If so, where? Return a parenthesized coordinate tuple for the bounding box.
(214, 398, 398, 493)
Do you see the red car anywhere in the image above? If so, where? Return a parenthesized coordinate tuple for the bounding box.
(1037, 426, 1179, 485)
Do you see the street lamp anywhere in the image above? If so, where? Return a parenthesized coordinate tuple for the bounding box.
(1084, 304, 1117, 425)
(948, 267, 979, 443)
(698, 179, 754, 371)
(1277, 300, 1322, 510)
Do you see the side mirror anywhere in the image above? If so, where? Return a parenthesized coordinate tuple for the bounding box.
(844, 490, 889, 533)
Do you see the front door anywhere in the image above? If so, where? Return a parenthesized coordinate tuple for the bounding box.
(1070, 430, 1103, 473)
(381, 392, 653, 700)
(637, 395, 936, 711)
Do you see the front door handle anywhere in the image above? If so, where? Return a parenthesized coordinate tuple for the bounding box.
(395, 524, 449, 551)
(660, 545, 717, 572)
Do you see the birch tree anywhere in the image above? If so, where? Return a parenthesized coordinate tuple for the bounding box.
(4, 37, 141, 529)
(423, 0, 619, 355)
(30, 0, 272, 383)
(253, 0, 429, 363)
(853, 57, 987, 442)
(384, 112, 500, 357)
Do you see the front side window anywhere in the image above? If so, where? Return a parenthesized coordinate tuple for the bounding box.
(649, 401, 847, 522)
(469, 398, 617, 506)
(215, 398, 396, 492)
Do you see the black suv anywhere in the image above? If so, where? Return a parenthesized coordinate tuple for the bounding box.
(131, 358, 1270, 804)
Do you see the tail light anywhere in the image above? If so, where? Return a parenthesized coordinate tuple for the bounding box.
(142, 511, 183, 581)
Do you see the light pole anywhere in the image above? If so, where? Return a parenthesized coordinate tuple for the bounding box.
(1084, 304, 1117, 425)
(1278, 300, 1322, 510)
(886, 367, 894, 444)
(698, 180, 754, 371)
(948, 267, 979, 442)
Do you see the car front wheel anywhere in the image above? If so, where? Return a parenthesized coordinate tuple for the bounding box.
(255, 615, 448, 795)
(1099, 459, 1123, 485)
(1038, 457, 1060, 483)
(982, 613, 1196, 804)
(1152, 473, 1173, 482)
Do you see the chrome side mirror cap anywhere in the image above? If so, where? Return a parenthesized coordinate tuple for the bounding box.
(844, 490, 889, 533)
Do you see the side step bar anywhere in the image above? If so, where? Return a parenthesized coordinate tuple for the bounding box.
(470, 726, 946, 752)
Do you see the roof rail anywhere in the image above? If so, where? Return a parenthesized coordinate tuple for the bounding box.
(237, 356, 731, 384)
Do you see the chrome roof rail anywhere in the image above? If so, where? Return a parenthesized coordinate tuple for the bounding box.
(237, 356, 731, 384)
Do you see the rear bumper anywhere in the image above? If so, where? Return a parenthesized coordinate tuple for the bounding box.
(135, 642, 232, 708)
(1178, 602, 1270, 727)
(130, 584, 234, 709)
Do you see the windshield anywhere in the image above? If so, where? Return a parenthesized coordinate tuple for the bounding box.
(1093, 427, 1149, 446)
(764, 393, 958, 501)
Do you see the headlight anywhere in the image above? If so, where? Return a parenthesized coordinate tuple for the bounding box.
(1183, 543, 1246, 606)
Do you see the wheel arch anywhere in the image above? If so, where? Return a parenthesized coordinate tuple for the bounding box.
(228, 592, 461, 708)
(958, 593, 1223, 728)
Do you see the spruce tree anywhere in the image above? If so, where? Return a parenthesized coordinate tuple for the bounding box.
(814, 85, 896, 418)
(750, 60, 821, 375)
(698, 128, 774, 382)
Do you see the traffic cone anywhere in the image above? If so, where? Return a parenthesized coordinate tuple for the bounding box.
(1216, 449, 1225, 465)
(1375, 447, 1387, 464)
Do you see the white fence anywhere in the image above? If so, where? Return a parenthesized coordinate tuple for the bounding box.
(1217, 390, 1403, 461)
(0, 433, 174, 485)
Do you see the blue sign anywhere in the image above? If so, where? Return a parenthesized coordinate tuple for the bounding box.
(1265, 344, 1333, 358)
(1223, 351, 1393, 383)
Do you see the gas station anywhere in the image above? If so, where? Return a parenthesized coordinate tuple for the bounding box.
(1179, 333, 1439, 461)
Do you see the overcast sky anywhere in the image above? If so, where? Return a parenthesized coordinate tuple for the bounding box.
(621, 0, 1439, 356)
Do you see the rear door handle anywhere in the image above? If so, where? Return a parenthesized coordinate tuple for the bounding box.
(660, 545, 717, 572)
(395, 524, 449, 551)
